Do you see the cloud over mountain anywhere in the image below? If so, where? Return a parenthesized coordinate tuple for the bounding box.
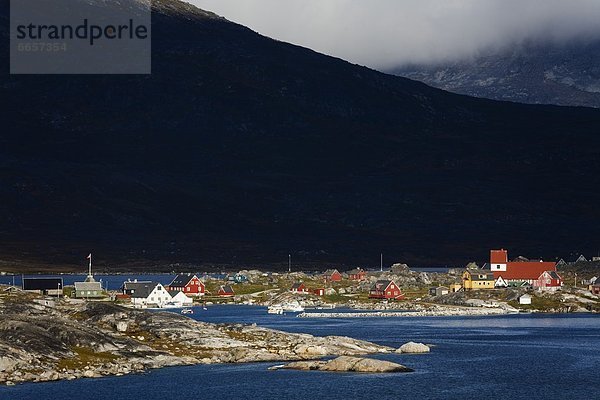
(191, 0, 600, 68)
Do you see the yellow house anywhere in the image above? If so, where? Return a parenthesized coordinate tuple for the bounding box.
(449, 283, 463, 293)
(462, 270, 495, 291)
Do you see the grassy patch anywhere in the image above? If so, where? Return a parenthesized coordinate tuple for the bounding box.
(508, 295, 565, 311)
(57, 346, 119, 370)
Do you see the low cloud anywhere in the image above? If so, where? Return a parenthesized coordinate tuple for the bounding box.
(189, 0, 600, 68)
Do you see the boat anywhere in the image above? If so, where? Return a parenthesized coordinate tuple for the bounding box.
(267, 305, 284, 314)
(163, 302, 182, 309)
(282, 301, 305, 313)
(180, 308, 194, 314)
(267, 300, 305, 314)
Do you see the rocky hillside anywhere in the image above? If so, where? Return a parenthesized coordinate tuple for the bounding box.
(0, 289, 389, 385)
(2, 0, 600, 268)
(394, 39, 600, 108)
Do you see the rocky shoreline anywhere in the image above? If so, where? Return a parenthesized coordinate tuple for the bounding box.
(0, 292, 393, 386)
(298, 308, 511, 318)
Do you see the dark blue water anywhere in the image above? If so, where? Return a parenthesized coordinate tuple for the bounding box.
(0, 274, 174, 291)
(2, 306, 599, 400)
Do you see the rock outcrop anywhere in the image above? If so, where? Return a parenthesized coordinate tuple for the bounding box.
(0, 292, 392, 385)
(278, 356, 413, 373)
(397, 342, 430, 354)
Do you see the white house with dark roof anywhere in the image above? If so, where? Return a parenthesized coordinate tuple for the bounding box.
(123, 281, 172, 308)
(167, 290, 194, 307)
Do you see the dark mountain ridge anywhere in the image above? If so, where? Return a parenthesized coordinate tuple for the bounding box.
(1, 0, 600, 270)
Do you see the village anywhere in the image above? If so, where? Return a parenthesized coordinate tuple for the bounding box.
(3, 249, 600, 314)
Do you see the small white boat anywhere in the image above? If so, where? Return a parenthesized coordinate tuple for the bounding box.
(180, 308, 194, 314)
(267, 305, 284, 314)
(163, 302, 183, 309)
(283, 302, 305, 313)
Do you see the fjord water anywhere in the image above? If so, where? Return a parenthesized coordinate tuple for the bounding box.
(2, 307, 599, 400)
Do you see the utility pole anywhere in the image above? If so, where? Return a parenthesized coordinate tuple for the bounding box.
(574, 273, 577, 288)
(288, 254, 291, 273)
(380, 253, 383, 272)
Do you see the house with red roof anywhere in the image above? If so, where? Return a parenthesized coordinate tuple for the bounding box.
(490, 249, 559, 288)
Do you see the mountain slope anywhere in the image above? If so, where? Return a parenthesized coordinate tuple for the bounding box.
(393, 39, 600, 108)
(1, 0, 600, 269)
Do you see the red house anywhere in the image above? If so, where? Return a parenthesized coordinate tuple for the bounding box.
(534, 270, 563, 291)
(490, 249, 557, 287)
(167, 274, 205, 296)
(369, 280, 404, 300)
(347, 268, 366, 281)
(312, 288, 325, 296)
(217, 285, 235, 297)
(291, 282, 307, 293)
(323, 269, 342, 282)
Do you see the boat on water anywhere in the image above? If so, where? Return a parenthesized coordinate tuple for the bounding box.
(180, 308, 194, 314)
(283, 301, 305, 312)
(267, 305, 284, 314)
(267, 301, 305, 314)
(315, 304, 336, 310)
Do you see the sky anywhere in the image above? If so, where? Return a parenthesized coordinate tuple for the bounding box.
(189, 0, 600, 69)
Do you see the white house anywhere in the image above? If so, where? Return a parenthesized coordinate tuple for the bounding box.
(519, 294, 532, 305)
(168, 290, 194, 307)
(123, 281, 172, 308)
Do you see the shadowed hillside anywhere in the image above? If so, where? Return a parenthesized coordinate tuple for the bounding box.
(1, 0, 600, 270)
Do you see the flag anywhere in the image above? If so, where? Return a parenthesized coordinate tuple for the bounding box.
(87, 253, 92, 259)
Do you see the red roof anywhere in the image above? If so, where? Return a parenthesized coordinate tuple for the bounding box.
(490, 249, 508, 264)
(493, 262, 556, 280)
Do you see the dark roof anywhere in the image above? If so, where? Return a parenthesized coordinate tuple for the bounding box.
(546, 271, 561, 279)
(124, 281, 161, 298)
(169, 274, 196, 287)
(219, 285, 234, 294)
(465, 270, 494, 281)
(291, 282, 304, 289)
(370, 280, 392, 291)
(22, 277, 63, 291)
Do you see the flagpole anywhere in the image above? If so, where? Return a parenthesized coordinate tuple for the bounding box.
(87, 253, 92, 278)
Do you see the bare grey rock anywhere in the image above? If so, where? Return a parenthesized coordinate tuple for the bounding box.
(281, 356, 413, 373)
(0, 293, 391, 385)
(115, 321, 129, 332)
(397, 342, 430, 354)
(0, 357, 17, 373)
